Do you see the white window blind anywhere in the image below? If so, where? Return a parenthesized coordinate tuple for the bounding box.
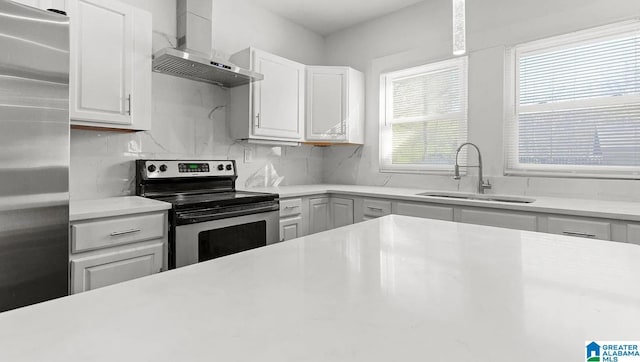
(380, 57, 468, 172)
(505, 21, 640, 178)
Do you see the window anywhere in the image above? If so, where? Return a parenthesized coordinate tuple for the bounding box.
(505, 21, 640, 178)
(380, 57, 468, 173)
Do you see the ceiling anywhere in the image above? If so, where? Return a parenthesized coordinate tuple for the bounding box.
(247, 0, 427, 36)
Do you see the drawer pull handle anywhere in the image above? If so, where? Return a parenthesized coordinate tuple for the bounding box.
(562, 231, 596, 238)
(367, 207, 384, 212)
(110, 228, 141, 237)
(285, 206, 299, 209)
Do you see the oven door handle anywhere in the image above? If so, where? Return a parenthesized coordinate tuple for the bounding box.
(175, 204, 279, 222)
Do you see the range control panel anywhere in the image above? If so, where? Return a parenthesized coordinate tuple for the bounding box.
(141, 160, 235, 178)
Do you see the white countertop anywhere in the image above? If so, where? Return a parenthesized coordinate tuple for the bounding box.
(244, 184, 640, 221)
(0, 215, 638, 361)
(70, 196, 172, 221)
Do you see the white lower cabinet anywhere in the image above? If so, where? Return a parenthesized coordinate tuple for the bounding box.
(309, 197, 331, 234)
(460, 208, 537, 231)
(279, 198, 306, 242)
(282, 193, 637, 244)
(280, 216, 303, 242)
(71, 242, 162, 293)
(627, 224, 640, 245)
(304, 196, 354, 235)
(545, 216, 611, 240)
(69, 211, 167, 294)
(394, 202, 454, 221)
(330, 198, 354, 228)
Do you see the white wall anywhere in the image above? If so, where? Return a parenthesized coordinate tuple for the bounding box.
(70, 0, 326, 200)
(123, 0, 325, 63)
(322, 0, 640, 201)
(212, 0, 324, 64)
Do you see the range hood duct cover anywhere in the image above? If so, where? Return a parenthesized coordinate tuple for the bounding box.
(152, 0, 263, 88)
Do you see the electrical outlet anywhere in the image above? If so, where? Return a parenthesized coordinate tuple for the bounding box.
(244, 148, 253, 163)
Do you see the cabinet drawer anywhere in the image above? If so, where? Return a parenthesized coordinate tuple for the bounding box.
(547, 216, 611, 240)
(460, 209, 537, 231)
(363, 199, 392, 218)
(394, 202, 454, 221)
(70, 241, 163, 294)
(280, 198, 303, 217)
(71, 213, 165, 253)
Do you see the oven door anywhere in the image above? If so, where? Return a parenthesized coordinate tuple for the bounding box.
(174, 210, 279, 268)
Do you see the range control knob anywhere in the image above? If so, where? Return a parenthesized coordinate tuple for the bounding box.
(147, 164, 157, 173)
(225, 164, 232, 171)
(159, 164, 168, 172)
(217, 164, 224, 171)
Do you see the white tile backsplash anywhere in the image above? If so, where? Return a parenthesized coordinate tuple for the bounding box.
(70, 72, 324, 200)
(322, 144, 640, 201)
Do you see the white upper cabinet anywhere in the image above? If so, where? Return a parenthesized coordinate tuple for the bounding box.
(11, 0, 67, 11)
(230, 48, 305, 145)
(67, 0, 151, 131)
(305, 66, 364, 144)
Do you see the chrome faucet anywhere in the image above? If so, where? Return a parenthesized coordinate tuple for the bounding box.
(454, 142, 492, 194)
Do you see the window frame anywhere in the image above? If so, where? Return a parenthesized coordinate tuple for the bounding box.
(504, 20, 640, 179)
(379, 56, 468, 174)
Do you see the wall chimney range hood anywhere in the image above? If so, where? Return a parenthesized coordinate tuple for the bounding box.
(152, 0, 263, 88)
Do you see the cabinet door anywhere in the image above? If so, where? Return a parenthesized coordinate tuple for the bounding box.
(252, 50, 305, 140)
(309, 197, 330, 234)
(627, 224, 640, 245)
(547, 216, 611, 240)
(70, 242, 163, 294)
(69, 0, 134, 125)
(460, 208, 537, 231)
(394, 202, 454, 221)
(331, 198, 354, 229)
(306, 67, 348, 141)
(280, 216, 303, 242)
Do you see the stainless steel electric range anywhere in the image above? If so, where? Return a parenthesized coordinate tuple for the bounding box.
(136, 160, 280, 269)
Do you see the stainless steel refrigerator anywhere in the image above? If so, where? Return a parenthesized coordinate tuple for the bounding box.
(0, 0, 69, 312)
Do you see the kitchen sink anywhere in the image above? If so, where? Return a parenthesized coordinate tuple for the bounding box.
(417, 191, 535, 204)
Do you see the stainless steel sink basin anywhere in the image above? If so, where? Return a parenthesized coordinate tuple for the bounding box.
(417, 191, 535, 204)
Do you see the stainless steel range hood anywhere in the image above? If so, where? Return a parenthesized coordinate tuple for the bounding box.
(152, 0, 263, 88)
(152, 48, 263, 88)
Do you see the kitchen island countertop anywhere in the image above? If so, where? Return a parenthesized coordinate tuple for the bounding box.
(0, 215, 638, 361)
